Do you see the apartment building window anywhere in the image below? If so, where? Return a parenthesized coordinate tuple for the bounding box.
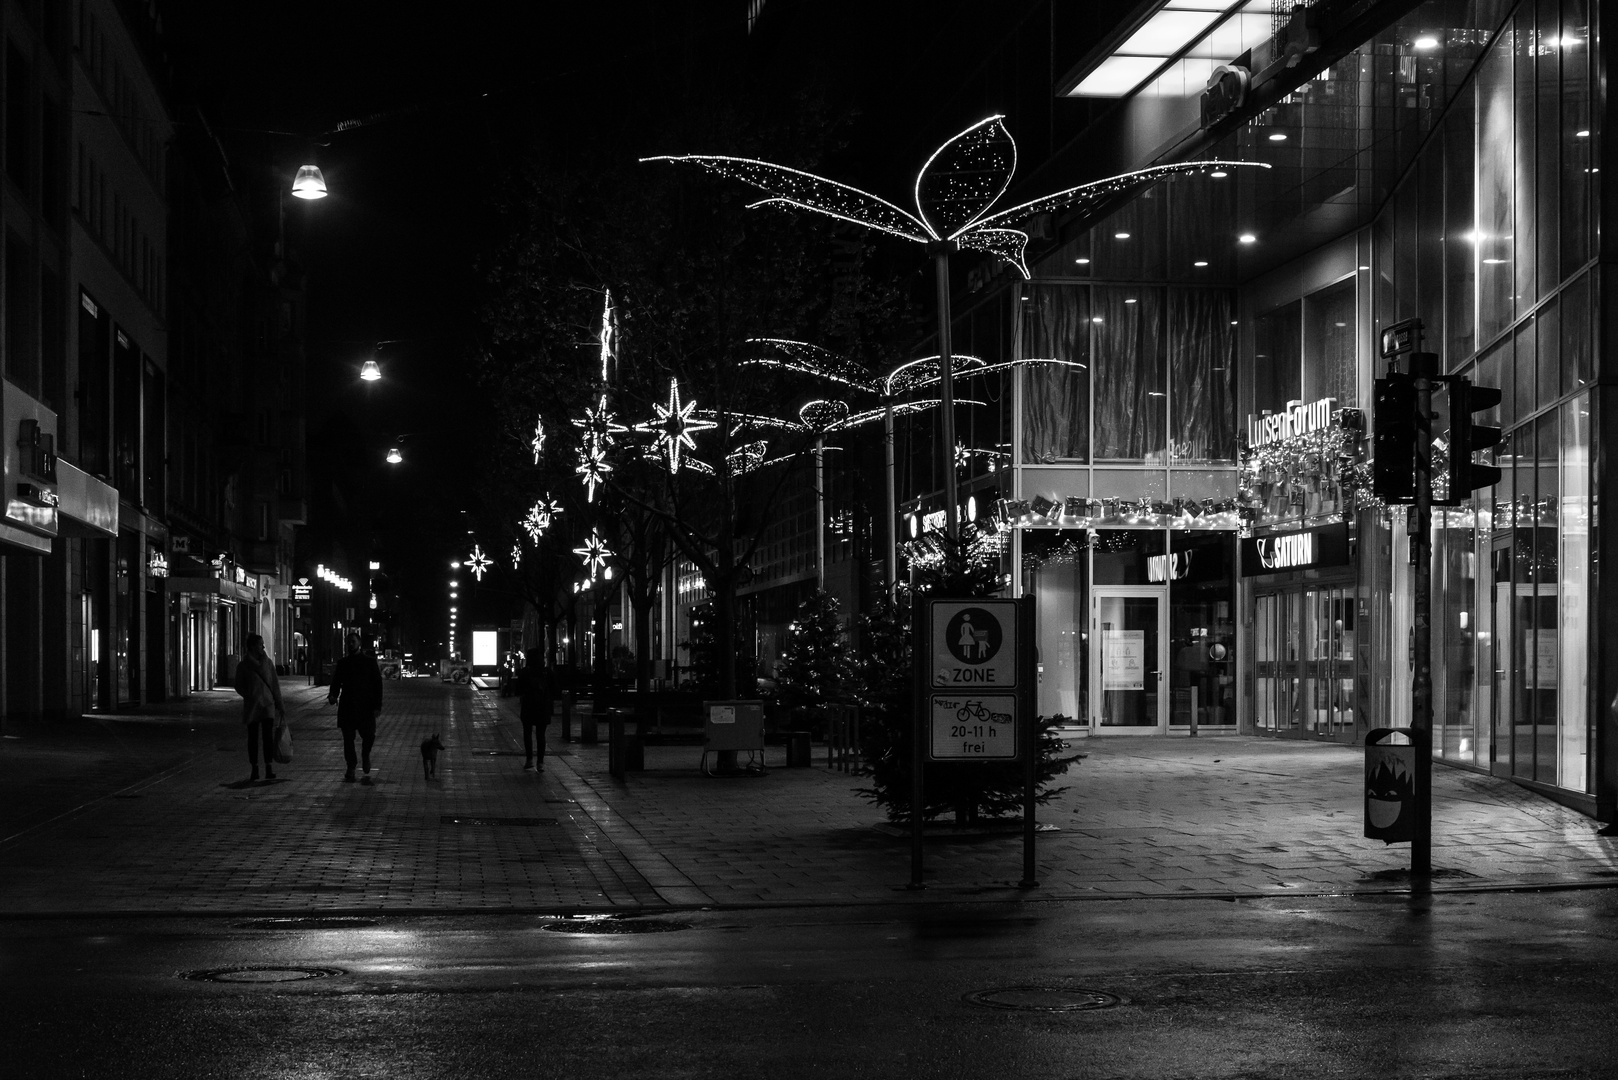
(113, 329, 139, 494)
(5, 231, 39, 395)
(6, 43, 33, 199)
(78, 291, 108, 475)
(142, 359, 163, 513)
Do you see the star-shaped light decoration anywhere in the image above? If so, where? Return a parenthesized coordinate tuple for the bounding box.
(573, 529, 613, 582)
(573, 394, 628, 455)
(510, 542, 522, 568)
(636, 378, 717, 473)
(954, 441, 970, 469)
(646, 116, 1265, 279)
(576, 445, 612, 502)
(599, 289, 618, 383)
(467, 544, 492, 582)
(523, 496, 563, 540)
(530, 417, 546, 464)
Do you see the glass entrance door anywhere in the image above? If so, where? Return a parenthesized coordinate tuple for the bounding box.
(1089, 586, 1167, 734)
(1253, 590, 1299, 734)
(1301, 585, 1357, 740)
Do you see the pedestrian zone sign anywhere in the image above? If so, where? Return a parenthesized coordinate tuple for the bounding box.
(931, 599, 1019, 688)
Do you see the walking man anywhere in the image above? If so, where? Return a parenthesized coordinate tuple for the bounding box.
(328, 633, 383, 782)
(516, 648, 553, 770)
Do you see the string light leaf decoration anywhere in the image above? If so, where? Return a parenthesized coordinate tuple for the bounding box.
(635, 378, 718, 473)
(727, 440, 768, 475)
(646, 115, 1267, 278)
(883, 355, 985, 396)
(798, 399, 852, 432)
(573, 529, 613, 581)
(467, 544, 492, 582)
(740, 339, 879, 394)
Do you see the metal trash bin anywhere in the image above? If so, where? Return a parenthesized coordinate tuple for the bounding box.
(608, 712, 643, 777)
(1365, 727, 1417, 844)
(577, 702, 598, 745)
(785, 730, 812, 768)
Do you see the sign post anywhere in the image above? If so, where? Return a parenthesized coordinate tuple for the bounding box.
(911, 597, 1036, 888)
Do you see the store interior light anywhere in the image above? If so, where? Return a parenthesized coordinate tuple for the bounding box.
(1114, 231, 1131, 239)
(1267, 131, 1288, 142)
(1194, 260, 1209, 267)
(1412, 34, 1440, 49)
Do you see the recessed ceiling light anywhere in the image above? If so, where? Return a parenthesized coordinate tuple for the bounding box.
(1194, 260, 1209, 267)
(1413, 35, 1439, 49)
(1114, 231, 1131, 240)
(1074, 257, 1091, 264)
(1209, 170, 1228, 178)
(1125, 298, 1137, 304)
(1230, 320, 1239, 326)
(1576, 129, 1591, 137)
(1091, 316, 1104, 323)
(1483, 257, 1508, 264)
(1267, 132, 1288, 142)
(1148, 391, 1166, 397)
(1238, 233, 1257, 244)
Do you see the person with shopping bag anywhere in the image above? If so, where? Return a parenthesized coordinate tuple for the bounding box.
(328, 633, 383, 782)
(234, 633, 287, 782)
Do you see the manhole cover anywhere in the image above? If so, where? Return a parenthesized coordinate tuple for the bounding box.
(234, 917, 379, 930)
(540, 915, 691, 935)
(964, 986, 1122, 1012)
(441, 816, 558, 826)
(180, 966, 343, 983)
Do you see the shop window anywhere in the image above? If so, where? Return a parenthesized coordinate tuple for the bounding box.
(1022, 285, 1091, 462)
(1475, 37, 1515, 344)
(1093, 286, 1165, 460)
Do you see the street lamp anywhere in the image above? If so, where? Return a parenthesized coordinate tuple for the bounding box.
(360, 357, 382, 381)
(386, 446, 402, 464)
(291, 164, 328, 199)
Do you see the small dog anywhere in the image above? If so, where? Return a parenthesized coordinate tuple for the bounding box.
(420, 733, 445, 779)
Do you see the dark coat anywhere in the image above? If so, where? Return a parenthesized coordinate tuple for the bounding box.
(328, 651, 383, 728)
(517, 664, 553, 725)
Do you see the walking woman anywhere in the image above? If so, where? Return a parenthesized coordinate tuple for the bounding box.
(517, 648, 553, 770)
(235, 633, 286, 782)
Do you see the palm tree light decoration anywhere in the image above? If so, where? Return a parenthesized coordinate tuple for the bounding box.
(646, 114, 1264, 539)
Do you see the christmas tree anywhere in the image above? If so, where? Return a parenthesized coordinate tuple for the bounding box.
(775, 591, 854, 715)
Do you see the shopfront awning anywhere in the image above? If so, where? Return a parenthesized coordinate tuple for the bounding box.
(167, 577, 258, 603)
(56, 460, 118, 539)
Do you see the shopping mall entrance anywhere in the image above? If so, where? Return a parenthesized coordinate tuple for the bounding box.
(1252, 573, 1362, 742)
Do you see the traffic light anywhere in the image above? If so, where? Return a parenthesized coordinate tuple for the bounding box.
(1450, 377, 1502, 496)
(1372, 371, 1416, 502)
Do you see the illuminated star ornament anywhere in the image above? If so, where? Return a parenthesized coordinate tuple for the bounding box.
(466, 544, 492, 582)
(599, 289, 618, 383)
(636, 378, 717, 473)
(510, 542, 522, 568)
(646, 116, 1267, 279)
(576, 445, 612, 502)
(573, 529, 613, 582)
(523, 497, 563, 540)
(530, 417, 546, 464)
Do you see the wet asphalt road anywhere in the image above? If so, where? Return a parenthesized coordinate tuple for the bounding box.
(5, 889, 1616, 1079)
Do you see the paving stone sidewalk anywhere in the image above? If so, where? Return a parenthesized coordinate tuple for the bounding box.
(0, 678, 1614, 917)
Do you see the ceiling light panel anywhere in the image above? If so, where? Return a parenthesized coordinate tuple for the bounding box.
(1069, 0, 1278, 99)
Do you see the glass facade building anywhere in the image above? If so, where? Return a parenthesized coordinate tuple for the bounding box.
(916, 0, 1612, 816)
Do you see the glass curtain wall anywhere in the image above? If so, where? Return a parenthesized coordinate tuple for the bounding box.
(1371, 0, 1594, 793)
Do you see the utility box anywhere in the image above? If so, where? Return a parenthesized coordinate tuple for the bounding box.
(1365, 728, 1418, 844)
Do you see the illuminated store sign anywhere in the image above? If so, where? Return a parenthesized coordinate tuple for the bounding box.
(1247, 397, 1336, 448)
(148, 552, 169, 578)
(1240, 522, 1350, 576)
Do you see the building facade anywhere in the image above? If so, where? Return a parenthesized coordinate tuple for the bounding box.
(885, 0, 1612, 820)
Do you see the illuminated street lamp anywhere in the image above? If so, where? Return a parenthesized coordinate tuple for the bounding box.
(360, 357, 382, 381)
(291, 164, 328, 199)
(386, 446, 402, 464)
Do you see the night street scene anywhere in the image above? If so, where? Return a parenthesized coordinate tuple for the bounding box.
(4, 0, 1618, 1076)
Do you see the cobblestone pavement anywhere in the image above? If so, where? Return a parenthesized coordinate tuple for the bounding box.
(0, 678, 1614, 916)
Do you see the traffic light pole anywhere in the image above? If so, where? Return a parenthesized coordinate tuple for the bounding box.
(1409, 350, 1436, 882)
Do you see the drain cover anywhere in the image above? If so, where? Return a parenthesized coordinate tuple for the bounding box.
(234, 917, 379, 930)
(964, 986, 1121, 1012)
(541, 915, 690, 935)
(181, 966, 343, 983)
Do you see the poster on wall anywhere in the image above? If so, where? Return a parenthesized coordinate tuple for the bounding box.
(1102, 629, 1145, 690)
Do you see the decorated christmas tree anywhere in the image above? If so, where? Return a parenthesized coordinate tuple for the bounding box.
(775, 591, 854, 714)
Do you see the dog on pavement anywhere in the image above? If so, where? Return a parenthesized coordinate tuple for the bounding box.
(420, 733, 445, 779)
